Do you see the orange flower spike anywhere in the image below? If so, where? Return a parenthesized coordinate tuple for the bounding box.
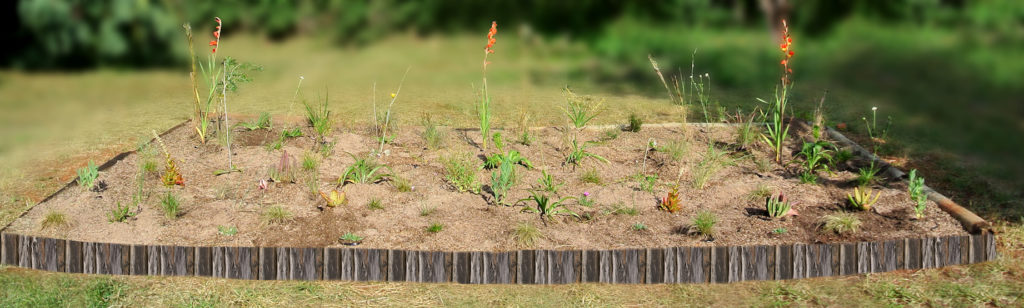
(211, 17, 222, 54)
(485, 21, 497, 54)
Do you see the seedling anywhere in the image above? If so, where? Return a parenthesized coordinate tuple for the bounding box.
(659, 187, 681, 213)
(908, 169, 928, 219)
(262, 205, 292, 225)
(489, 158, 516, 206)
(580, 168, 602, 185)
(579, 192, 595, 207)
(237, 112, 272, 131)
(797, 140, 834, 184)
(765, 194, 793, 219)
(108, 202, 136, 223)
(160, 192, 180, 219)
(535, 170, 563, 194)
(338, 154, 390, 185)
(627, 113, 643, 132)
(692, 210, 717, 238)
(822, 213, 862, 234)
(41, 211, 68, 229)
(564, 88, 604, 129)
(856, 161, 881, 187)
(77, 160, 99, 191)
(339, 232, 364, 244)
(565, 139, 608, 166)
(848, 187, 881, 211)
(366, 198, 383, 210)
(631, 222, 648, 231)
(638, 174, 658, 192)
(426, 222, 444, 233)
(217, 225, 238, 236)
(483, 150, 533, 170)
(303, 90, 332, 145)
(521, 191, 578, 224)
(772, 228, 788, 235)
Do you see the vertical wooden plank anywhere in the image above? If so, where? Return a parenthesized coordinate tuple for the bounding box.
(95, 243, 111, 275)
(146, 245, 160, 275)
(550, 250, 579, 284)
(356, 249, 383, 281)
(807, 244, 832, 278)
(946, 236, 962, 266)
(792, 244, 807, 279)
(422, 251, 449, 283)
(534, 250, 549, 284)
(646, 248, 664, 284)
(174, 246, 194, 276)
(470, 252, 486, 284)
(41, 238, 56, 271)
(131, 245, 148, 275)
(959, 236, 970, 266)
(857, 242, 871, 274)
(906, 238, 922, 270)
(405, 250, 420, 282)
(839, 243, 857, 275)
(921, 237, 936, 268)
(67, 240, 83, 273)
(307, 247, 323, 280)
(935, 236, 949, 268)
(727, 246, 742, 282)
(226, 247, 241, 279)
(341, 248, 355, 281)
(30, 236, 41, 270)
(53, 239, 67, 272)
(869, 241, 883, 273)
(517, 250, 535, 284)
(662, 247, 676, 283)
(599, 250, 612, 283)
(743, 245, 769, 281)
(227, 247, 256, 279)
(1, 233, 17, 266)
(985, 231, 997, 261)
(710, 246, 728, 283)
(275, 247, 289, 280)
(969, 234, 985, 264)
(108, 243, 124, 275)
(19, 235, 33, 269)
(776, 245, 792, 280)
(614, 249, 641, 284)
(894, 239, 906, 270)
(490, 251, 513, 284)
(387, 249, 405, 282)
(582, 250, 600, 283)
(324, 247, 341, 280)
(195, 246, 211, 277)
(158, 245, 172, 275)
(766, 245, 777, 280)
(453, 251, 471, 284)
(259, 247, 276, 280)
(288, 248, 302, 280)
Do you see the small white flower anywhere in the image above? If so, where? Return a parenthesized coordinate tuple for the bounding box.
(872, 106, 878, 111)
(689, 75, 694, 79)
(705, 73, 710, 77)
(300, 76, 305, 80)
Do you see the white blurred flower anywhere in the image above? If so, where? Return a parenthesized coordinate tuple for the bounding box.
(705, 73, 710, 77)
(300, 76, 305, 80)
(872, 106, 878, 111)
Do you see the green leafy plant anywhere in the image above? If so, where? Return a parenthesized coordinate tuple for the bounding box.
(565, 139, 608, 166)
(483, 150, 534, 170)
(182, 20, 219, 144)
(797, 140, 835, 184)
(513, 223, 541, 247)
(908, 169, 928, 219)
(521, 191, 578, 223)
(366, 198, 384, 210)
(692, 143, 733, 189)
(262, 205, 293, 225)
(692, 210, 718, 238)
(318, 189, 346, 207)
(631, 222, 648, 231)
(426, 222, 444, 233)
(765, 194, 793, 219)
(638, 174, 658, 192)
(580, 168, 602, 185)
(758, 22, 796, 163)
(392, 176, 412, 192)
(338, 154, 390, 185)
(627, 113, 643, 132)
(564, 88, 604, 129)
(217, 225, 238, 236)
(160, 192, 180, 219)
(856, 161, 881, 187)
(339, 232, 364, 243)
(822, 213, 862, 234)
(77, 160, 99, 190)
(237, 112, 272, 131)
(303, 90, 332, 144)
(579, 192, 595, 207)
(535, 170, 563, 194)
(489, 158, 516, 206)
(267, 127, 303, 150)
(41, 211, 68, 229)
(772, 228, 788, 235)
(657, 139, 688, 162)
(301, 152, 319, 172)
(441, 152, 480, 193)
(108, 202, 135, 223)
(734, 108, 760, 149)
(848, 187, 881, 211)
(601, 128, 620, 141)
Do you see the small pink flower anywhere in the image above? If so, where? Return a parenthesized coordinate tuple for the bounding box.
(583, 192, 590, 197)
(258, 179, 268, 190)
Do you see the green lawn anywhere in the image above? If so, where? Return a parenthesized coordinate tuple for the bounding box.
(0, 34, 1021, 307)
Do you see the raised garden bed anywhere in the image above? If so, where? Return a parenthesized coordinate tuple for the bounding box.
(0, 119, 995, 283)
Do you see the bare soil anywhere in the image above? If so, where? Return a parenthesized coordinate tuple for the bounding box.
(7, 120, 967, 250)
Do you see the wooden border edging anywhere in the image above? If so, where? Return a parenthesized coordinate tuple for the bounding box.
(0, 121, 998, 283)
(0, 233, 997, 283)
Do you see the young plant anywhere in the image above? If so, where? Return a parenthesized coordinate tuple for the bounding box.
(419, 205, 436, 217)
(421, 115, 446, 150)
(339, 232, 364, 243)
(441, 152, 480, 193)
(426, 222, 444, 233)
(734, 108, 760, 149)
(108, 202, 135, 223)
(579, 192, 595, 207)
(182, 19, 222, 144)
(41, 211, 68, 229)
(268, 151, 297, 183)
(152, 131, 183, 187)
(626, 113, 643, 132)
(237, 112, 272, 131)
(301, 152, 319, 172)
(908, 169, 928, 219)
(565, 139, 608, 166)
(261, 205, 292, 225)
(535, 170, 563, 194)
(579, 168, 602, 185)
(319, 189, 347, 207)
(564, 88, 604, 129)
(77, 160, 99, 190)
(765, 194, 793, 219)
(758, 19, 795, 163)
(366, 198, 384, 210)
(692, 143, 733, 190)
(659, 187, 681, 213)
(303, 90, 332, 145)
(692, 210, 717, 238)
(372, 69, 412, 155)
(657, 139, 688, 162)
(392, 176, 412, 192)
(862, 106, 893, 146)
(822, 213, 862, 234)
(215, 56, 260, 175)
(513, 111, 534, 146)
(160, 192, 180, 219)
(267, 127, 303, 150)
(483, 150, 534, 170)
(848, 187, 881, 211)
(521, 191, 578, 224)
(638, 174, 658, 192)
(489, 158, 516, 206)
(338, 154, 390, 185)
(478, 21, 498, 151)
(513, 223, 541, 247)
(856, 161, 881, 187)
(217, 226, 238, 236)
(797, 140, 835, 184)
(631, 222, 648, 231)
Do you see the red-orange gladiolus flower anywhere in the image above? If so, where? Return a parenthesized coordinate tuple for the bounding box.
(485, 21, 497, 54)
(779, 19, 794, 84)
(211, 17, 222, 54)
